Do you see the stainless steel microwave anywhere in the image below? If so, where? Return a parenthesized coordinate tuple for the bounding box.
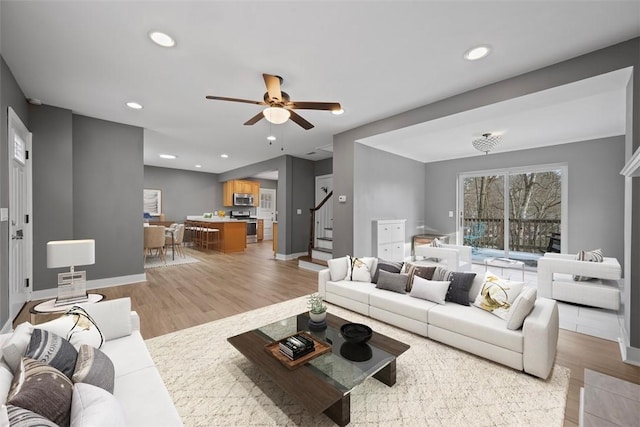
(233, 193, 254, 206)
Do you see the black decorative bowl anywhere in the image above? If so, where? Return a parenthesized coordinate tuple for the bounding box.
(340, 323, 372, 344)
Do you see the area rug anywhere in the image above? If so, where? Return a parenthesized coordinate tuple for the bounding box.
(146, 297, 570, 426)
(144, 254, 199, 269)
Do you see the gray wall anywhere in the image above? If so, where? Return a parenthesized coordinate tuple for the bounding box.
(424, 137, 625, 265)
(144, 166, 222, 220)
(0, 55, 29, 327)
(29, 104, 73, 289)
(314, 158, 332, 176)
(72, 115, 144, 280)
(353, 144, 426, 257)
(289, 157, 315, 254)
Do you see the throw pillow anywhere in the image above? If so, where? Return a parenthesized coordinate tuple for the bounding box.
(473, 271, 525, 319)
(574, 248, 604, 281)
(0, 363, 13, 404)
(506, 287, 537, 330)
(375, 270, 408, 294)
(7, 358, 73, 427)
(402, 263, 436, 292)
(371, 259, 404, 283)
(72, 345, 115, 394)
(432, 267, 477, 305)
(347, 256, 375, 282)
(2, 322, 34, 373)
(409, 276, 450, 304)
(5, 405, 58, 427)
(25, 329, 78, 379)
(327, 256, 349, 281)
(77, 298, 132, 342)
(70, 383, 127, 427)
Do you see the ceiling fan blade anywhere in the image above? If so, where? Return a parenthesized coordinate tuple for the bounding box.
(206, 95, 266, 106)
(288, 110, 314, 130)
(243, 112, 265, 126)
(289, 101, 342, 111)
(263, 74, 282, 103)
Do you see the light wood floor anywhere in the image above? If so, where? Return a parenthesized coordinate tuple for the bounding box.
(13, 242, 640, 426)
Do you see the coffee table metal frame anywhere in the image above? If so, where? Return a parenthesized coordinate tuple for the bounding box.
(227, 312, 410, 426)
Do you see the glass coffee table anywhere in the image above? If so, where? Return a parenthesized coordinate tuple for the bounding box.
(227, 312, 410, 426)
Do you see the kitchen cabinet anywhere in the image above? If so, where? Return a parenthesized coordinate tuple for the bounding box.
(257, 219, 264, 241)
(372, 219, 406, 261)
(222, 180, 260, 207)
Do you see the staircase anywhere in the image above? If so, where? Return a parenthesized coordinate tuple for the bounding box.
(298, 192, 333, 272)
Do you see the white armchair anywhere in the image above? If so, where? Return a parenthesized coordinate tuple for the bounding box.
(413, 243, 472, 272)
(537, 253, 622, 310)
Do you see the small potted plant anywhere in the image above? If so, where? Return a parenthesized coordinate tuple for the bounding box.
(307, 293, 327, 322)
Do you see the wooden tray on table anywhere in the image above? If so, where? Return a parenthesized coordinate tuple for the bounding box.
(264, 331, 332, 369)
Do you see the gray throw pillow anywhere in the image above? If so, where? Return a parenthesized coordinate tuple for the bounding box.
(432, 267, 476, 305)
(72, 344, 115, 394)
(375, 270, 408, 293)
(26, 329, 78, 379)
(372, 259, 404, 283)
(574, 248, 604, 281)
(6, 405, 58, 427)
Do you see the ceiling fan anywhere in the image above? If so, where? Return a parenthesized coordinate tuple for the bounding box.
(205, 73, 342, 130)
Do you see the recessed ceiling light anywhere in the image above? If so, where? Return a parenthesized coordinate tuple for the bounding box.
(331, 108, 344, 115)
(126, 101, 143, 109)
(464, 45, 491, 61)
(149, 31, 176, 48)
(159, 154, 176, 159)
(195, 164, 202, 168)
(267, 135, 277, 141)
(220, 154, 229, 159)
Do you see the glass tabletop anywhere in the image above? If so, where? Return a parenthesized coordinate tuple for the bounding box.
(256, 313, 395, 393)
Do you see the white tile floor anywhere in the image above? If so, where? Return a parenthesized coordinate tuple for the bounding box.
(471, 263, 622, 342)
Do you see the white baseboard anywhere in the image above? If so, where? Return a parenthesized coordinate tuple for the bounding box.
(275, 252, 307, 261)
(30, 273, 147, 301)
(618, 327, 640, 367)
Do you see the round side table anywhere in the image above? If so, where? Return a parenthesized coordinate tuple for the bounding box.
(29, 293, 105, 324)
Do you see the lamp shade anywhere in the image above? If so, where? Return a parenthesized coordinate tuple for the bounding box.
(263, 107, 290, 124)
(47, 239, 95, 268)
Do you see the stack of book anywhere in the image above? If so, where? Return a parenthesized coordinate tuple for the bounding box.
(279, 334, 315, 360)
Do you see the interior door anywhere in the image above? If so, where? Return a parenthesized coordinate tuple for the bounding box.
(8, 107, 33, 320)
(314, 174, 333, 247)
(258, 188, 276, 240)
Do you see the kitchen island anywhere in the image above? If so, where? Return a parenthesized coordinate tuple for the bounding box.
(186, 216, 247, 253)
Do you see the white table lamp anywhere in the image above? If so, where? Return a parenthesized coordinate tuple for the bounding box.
(47, 239, 95, 306)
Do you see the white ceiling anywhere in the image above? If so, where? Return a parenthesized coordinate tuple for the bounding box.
(1, 1, 639, 174)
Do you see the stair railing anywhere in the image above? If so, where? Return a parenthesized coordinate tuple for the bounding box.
(309, 191, 333, 258)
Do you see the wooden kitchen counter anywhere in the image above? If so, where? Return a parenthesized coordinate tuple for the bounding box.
(186, 217, 247, 254)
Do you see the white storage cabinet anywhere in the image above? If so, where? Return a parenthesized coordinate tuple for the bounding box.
(372, 219, 406, 261)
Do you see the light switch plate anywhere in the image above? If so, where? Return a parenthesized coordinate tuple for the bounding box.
(448, 211, 454, 218)
(0, 208, 7, 222)
(296, 209, 302, 215)
(338, 195, 347, 203)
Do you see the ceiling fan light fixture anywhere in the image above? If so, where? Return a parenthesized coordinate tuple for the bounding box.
(263, 107, 290, 124)
(331, 108, 344, 115)
(267, 135, 277, 141)
(126, 101, 143, 110)
(472, 132, 501, 154)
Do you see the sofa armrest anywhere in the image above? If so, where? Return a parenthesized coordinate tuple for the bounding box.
(130, 311, 141, 332)
(318, 269, 331, 298)
(522, 298, 559, 379)
(538, 256, 621, 280)
(442, 244, 473, 263)
(414, 246, 459, 269)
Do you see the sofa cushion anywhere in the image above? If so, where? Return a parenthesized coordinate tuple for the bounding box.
(0, 364, 12, 405)
(371, 259, 404, 283)
(5, 405, 58, 427)
(26, 329, 78, 379)
(375, 270, 408, 293)
(70, 383, 126, 427)
(369, 288, 434, 323)
(79, 298, 132, 341)
(428, 304, 523, 353)
(99, 331, 155, 378)
(327, 256, 349, 281)
(7, 358, 73, 426)
(347, 256, 376, 282)
(72, 345, 115, 394)
(325, 281, 376, 305)
(410, 276, 450, 305)
(574, 248, 604, 281)
(506, 288, 537, 330)
(2, 322, 34, 373)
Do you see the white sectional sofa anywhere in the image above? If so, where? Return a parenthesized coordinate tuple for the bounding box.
(0, 297, 182, 426)
(537, 253, 622, 310)
(319, 258, 559, 379)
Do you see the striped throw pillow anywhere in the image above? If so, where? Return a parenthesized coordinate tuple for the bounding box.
(574, 248, 604, 281)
